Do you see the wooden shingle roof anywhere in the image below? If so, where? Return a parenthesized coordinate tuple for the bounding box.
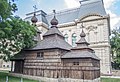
(28, 11, 72, 51)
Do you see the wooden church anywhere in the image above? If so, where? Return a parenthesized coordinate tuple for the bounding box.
(10, 11, 100, 81)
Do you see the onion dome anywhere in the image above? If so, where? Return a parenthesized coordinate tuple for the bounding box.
(31, 13, 38, 23)
(50, 16, 58, 25)
(80, 23, 86, 37)
(50, 10, 58, 26)
(80, 29, 86, 37)
(76, 24, 90, 47)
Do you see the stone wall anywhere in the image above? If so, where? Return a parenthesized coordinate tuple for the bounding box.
(112, 70, 120, 76)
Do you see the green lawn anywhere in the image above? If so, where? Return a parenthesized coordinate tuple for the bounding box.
(101, 78, 120, 82)
(1, 71, 120, 82)
(0, 71, 39, 82)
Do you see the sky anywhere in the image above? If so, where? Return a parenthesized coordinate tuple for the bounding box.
(14, 0, 120, 29)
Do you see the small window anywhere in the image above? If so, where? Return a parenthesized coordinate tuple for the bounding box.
(72, 33, 77, 46)
(3, 65, 5, 67)
(37, 52, 44, 59)
(7, 65, 9, 68)
(73, 62, 79, 65)
(64, 34, 68, 42)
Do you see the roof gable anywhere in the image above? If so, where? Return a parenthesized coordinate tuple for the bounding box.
(28, 11, 72, 51)
(78, 0, 106, 19)
(43, 26, 64, 37)
(80, 14, 104, 21)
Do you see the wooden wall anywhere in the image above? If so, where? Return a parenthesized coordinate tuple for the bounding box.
(14, 49, 100, 80)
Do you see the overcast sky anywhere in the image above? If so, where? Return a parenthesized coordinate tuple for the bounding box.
(14, 0, 120, 29)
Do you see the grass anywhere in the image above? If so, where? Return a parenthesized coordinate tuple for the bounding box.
(1, 71, 120, 82)
(0, 71, 39, 82)
(101, 78, 120, 82)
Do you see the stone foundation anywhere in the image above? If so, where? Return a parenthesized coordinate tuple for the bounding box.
(9, 73, 100, 82)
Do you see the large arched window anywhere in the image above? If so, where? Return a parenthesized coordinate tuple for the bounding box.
(64, 34, 68, 42)
(72, 33, 77, 46)
(86, 26, 98, 43)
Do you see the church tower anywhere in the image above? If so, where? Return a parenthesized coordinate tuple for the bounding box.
(25, 0, 111, 75)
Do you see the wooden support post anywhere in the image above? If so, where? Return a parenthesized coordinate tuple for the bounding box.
(20, 77, 23, 82)
(6, 76, 8, 82)
(83, 71, 84, 82)
(11, 61, 13, 72)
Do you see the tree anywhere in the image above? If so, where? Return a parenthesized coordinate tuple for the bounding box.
(0, 0, 17, 21)
(0, 17, 37, 61)
(110, 29, 120, 69)
(0, 0, 37, 61)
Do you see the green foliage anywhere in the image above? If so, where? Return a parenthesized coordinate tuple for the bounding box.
(101, 78, 120, 82)
(0, 0, 17, 20)
(0, 0, 37, 61)
(110, 29, 120, 69)
(0, 17, 37, 61)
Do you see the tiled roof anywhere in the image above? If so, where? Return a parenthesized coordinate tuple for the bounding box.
(10, 51, 25, 60)
(28, 35, 72, 50)
(43, 26, 63, 37)
(46, 8, 79, 25)
(62, 50, 100, 60)
(78, 0, 106, 19)
(28, 12, 72, 51)
(25, 0, 106, 25)
(25, 10, 48, 25)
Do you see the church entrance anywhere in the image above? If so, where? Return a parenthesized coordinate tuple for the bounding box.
(14, 60, 24, 74)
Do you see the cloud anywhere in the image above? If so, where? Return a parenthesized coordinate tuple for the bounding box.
(103, 0, 120, 29)
(32, 0, 41, 5)
(103, 0, 116, 9)
(64, 0, 80, 8)
(107, 10, 120, 29)
(64, 0, 118, 9)
(32, 0, 41, 2)
(64, 0, 120, 29)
